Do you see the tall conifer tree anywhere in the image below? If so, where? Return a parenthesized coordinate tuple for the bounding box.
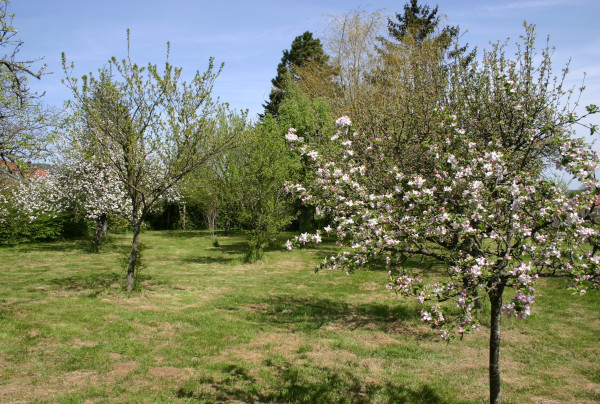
(263, 31, 328, 118)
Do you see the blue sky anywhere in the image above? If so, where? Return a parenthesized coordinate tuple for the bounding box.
(9, 0, 600, 124)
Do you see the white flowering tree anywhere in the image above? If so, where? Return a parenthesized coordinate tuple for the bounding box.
(286, 28, 599, 404)
(53, 122, 131, 251)
(2, 171, 57, 220)
(0, 164, 65, 244)
(63, 36, 236, 291)
(0, 125, 129, 248)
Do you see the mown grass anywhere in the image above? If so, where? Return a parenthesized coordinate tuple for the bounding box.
(0, 230, 598, 403)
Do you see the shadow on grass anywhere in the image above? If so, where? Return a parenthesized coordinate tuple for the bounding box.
(180, 255, 240, 265)
(158, 230, 239, 239)
(46, 271, 170, 296)
(153, 230, 209, 239)
(47, 271, 124, 295)
(180, 241, 249, 264)
(223, 295, 419, 334)
(13, 239, 92, 254)
(176, 361, 449, 403)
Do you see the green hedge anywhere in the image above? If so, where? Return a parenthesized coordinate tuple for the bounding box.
(0, 210, 91, 246)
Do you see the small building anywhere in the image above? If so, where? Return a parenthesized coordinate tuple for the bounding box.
(0, 161, 48, 184)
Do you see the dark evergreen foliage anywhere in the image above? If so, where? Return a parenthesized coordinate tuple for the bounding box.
(381, 0, 474, 62)
(263, 31, 328, 118)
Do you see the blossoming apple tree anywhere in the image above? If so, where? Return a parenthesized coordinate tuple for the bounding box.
(0, 125, 132, 249)
(285, 27, 599, 404)
(54, 122, 132, 251)
(0, 166, 59, 225)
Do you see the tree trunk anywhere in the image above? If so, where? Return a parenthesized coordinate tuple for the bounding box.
(298, 205, 315, 233)
(101, 216, 108, 239)
(166, 203, 172, 229)
(489, 282, 505, 404)
(205, 205, 217, 237)
(126, 222, 141, 292)
(92, 213, 107, 253)
(181, 203, 186, 230)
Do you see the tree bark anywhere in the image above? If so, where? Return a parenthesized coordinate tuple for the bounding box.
(181, 203, 186, 230)
(489, 282, 505, 404)
(101, 216, 108, 239)
(126, 221, 141, 292)
(167, 204, 171, 229)
(298, 205, 315, 233)
(205, 205, 217, 237)
(92, 213, 107, 253)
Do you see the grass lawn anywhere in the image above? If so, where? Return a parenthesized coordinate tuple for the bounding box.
(0, 230, 598, 403)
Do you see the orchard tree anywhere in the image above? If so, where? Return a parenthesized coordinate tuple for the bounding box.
(286, 26, 599, 404)
(0, 120, 131, 250)
(199, 113, 299, 261)
(63, 36, 236, 291)
(180, 108, 249, 236)
(0, 163, 63, 244)
(278, 77, 335, 231)
(235, 116, 300, 261)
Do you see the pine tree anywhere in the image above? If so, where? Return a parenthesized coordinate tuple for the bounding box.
(381, 0, 473, 62)
(263, 31, 328, 118)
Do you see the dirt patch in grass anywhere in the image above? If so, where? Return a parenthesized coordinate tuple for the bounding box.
(108, 352, 122, 360)
(0, 380, 29, 404)
(109, 361, 138, 377)
(148, 366, 193, 380)
(325, 314, 425, 337)
(359, 282, 382, 291)
(359, 357, 385, 373)
(129, 320, 190, 346)
(58, 370, 98, 388)
(328, 314, 381, 331)
(72, 338, 99, 348)
(307, 345, 359, 368)
(4, 370, 101, 403)
(355, 331, 401, 348)
(218, 330, 368, 371)
(213, 331, 308, 366)
(242, 303, 269, 313)
(27, 328, 41, 338)
(172, 285, 197, 291)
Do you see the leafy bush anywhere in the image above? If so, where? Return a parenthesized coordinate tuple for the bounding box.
(0, 210, 68, 245)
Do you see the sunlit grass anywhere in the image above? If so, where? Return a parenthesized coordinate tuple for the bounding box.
(0, 230, 598, 403)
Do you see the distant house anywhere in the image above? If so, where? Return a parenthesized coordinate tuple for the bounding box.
(0, 161, 48, 184)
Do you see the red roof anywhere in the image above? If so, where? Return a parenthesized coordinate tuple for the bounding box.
(0, 161, 48, 179)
